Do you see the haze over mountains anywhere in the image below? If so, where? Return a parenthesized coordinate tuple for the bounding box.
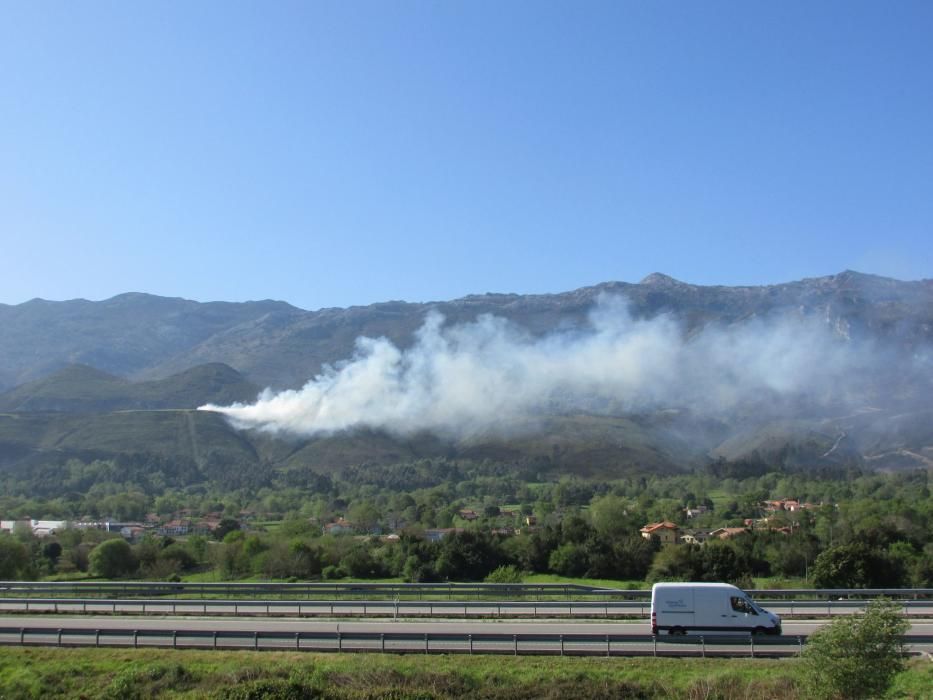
(1, 270, 932, 492)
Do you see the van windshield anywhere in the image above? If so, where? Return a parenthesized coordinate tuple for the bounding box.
(730, 596, 757, 614)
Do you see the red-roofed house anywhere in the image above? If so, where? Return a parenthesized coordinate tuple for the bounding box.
(711, 527, 748, 540)
(640, 521, 680, 545)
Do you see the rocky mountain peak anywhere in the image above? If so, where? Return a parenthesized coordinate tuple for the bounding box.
(639, 272, 687, 286)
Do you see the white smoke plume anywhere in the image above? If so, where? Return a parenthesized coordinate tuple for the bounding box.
(199, 296, 870, 439)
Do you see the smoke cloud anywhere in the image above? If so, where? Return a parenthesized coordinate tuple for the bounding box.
(199, 296, 878, 439)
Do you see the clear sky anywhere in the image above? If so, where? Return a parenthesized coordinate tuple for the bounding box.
(1, 1, 931, 310)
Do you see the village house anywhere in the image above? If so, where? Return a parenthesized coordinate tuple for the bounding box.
(424, 527, 464, 542)
(683, 505, 710, 519)
(158, 519, 191, 536)
(1, 519, 68, 537)
(120, 525, 147, 542)
(640, 521, 680, 545)
(323, 518, 354, 535)
(710, 526, 749, 540)
(762, 498, 814, 513)
(458, 509, 479, 521)
(679, 529, 714, 545)
(194, 516, 223, 535)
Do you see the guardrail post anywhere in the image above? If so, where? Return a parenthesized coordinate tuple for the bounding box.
(750, 635, 754, 658)
(652, 635, 657, 657)
(513, 634, 518, 656)
(172, 602, 175, 615)
(95, 630, 101, 648)
(798, 636, 803, 655)
(254, 632, 259, 650)
(425, 633, 429, 654)
(133, 630, 138, 649)
(172, 631, 177, 649)
(18, 628, 25, 645)
(380, 633, 385, 653)
(234, 603, 238, 616)
(606, 635, 610, 657)
(700, 635, 705, 658)
(213, 631, 218, 649)
(469, 634, 473, 655)
(295, 632, 300, 651)
(58, 629, 63, 647)
(560, 634, 564, 656)
(337, 631, 342, 652)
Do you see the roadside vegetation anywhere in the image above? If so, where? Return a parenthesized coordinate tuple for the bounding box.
(802, 598, 911, 700)
(0, 647, 930, 700)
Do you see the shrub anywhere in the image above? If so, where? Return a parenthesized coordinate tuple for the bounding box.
(321, 565, 345, 580)
(485, 564, 523, 583)
(801, 597, 908, 700)
(89, 538, 138, 578)
(811, 543, 903, 588)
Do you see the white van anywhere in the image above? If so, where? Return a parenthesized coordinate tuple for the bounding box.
(651, 582, 781, 636)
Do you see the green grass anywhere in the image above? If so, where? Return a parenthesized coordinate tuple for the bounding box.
(751, 577, 808, 590)
(707, 488, 732, 511)
(6, 646, 930, 699)
(521, 574, 649, 590)
(177, 571, 643, 593)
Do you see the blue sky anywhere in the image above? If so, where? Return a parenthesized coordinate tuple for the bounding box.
(1, 1, 931, 310)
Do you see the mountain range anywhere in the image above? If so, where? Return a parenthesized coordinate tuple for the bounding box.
(1, 270, 931, 494)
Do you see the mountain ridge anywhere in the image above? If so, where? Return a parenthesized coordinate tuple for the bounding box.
(0, 270, 930, 485)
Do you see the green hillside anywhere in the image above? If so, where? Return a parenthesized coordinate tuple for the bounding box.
(0, 362, 258, 412)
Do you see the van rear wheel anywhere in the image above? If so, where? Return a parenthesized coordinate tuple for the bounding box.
(668, 627, 687, 636)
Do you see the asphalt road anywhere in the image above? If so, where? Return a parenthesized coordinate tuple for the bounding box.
(3, 616, 931, 656)
(4, 615, 933, 635)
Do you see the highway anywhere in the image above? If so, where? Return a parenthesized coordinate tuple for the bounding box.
(1, 615, 931, 657)
(6, 614, 933, 635)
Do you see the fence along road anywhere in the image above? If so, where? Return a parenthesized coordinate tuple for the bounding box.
(2, 597, 933, 619)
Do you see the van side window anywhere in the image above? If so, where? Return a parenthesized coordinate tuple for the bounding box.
(730, 596, 755, 614)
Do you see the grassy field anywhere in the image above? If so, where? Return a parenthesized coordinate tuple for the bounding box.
(0, 647, 929, 699)
(520, 574, 649, 590)
(177, 572, 648, 589)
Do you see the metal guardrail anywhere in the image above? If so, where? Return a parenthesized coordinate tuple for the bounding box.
(2, 624, 931, 657)
(0, 625, 812, 656)
(1, 581, 930, 601)
(2, 597, 932, 619)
